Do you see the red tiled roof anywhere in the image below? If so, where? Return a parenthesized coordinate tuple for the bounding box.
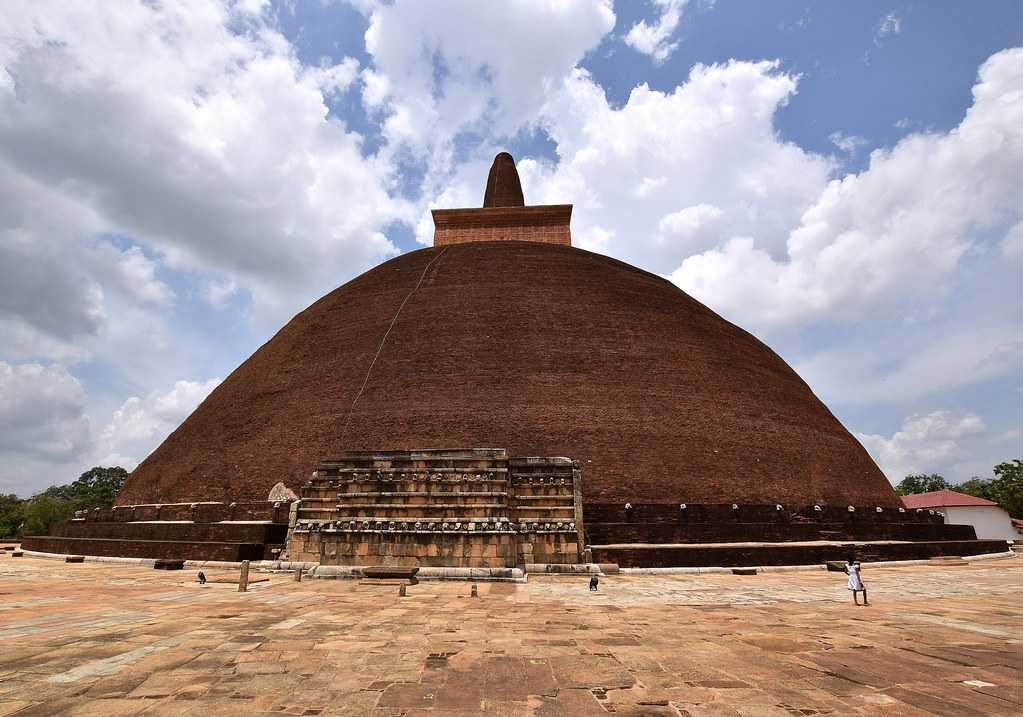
(901, 489, 999, 509)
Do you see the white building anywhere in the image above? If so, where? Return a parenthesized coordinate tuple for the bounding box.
(902, 489, 1017, 541)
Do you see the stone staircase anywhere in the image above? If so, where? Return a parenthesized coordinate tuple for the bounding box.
(21, 501, 290, 561)
(287, 449, 583, 568)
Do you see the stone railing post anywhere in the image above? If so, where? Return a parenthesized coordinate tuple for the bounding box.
(572, 464, 585, 563)
(238, 560, 250, 592)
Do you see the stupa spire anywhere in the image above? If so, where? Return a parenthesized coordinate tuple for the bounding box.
(483, 152, 525, 207)
(432, 151, 571, 246)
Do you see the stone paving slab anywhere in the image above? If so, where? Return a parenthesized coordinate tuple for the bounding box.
(0, 553, 1020, 715)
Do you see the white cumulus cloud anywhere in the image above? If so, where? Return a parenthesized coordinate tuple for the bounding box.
(361, 0, 615, 182)
(625, 0, 689, 63)
(95, 378, 222, 471)
(521, 59, 833, 268)
(0, 362, 92, 493)
(857, 411, 985, 482)
(671, 48, 1023, 333)
(0, 0, 407, 337)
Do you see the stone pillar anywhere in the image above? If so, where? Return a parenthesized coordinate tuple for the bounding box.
(238, 560, 250, 592)
(280, 499, 301, 562)
(571, 465, 586, 562)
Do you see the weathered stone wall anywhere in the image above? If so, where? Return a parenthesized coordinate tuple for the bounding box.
(287, 449, 582, 567)
(582, 502, 959, 543)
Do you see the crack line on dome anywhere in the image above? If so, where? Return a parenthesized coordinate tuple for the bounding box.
(337, 245, 450, 446)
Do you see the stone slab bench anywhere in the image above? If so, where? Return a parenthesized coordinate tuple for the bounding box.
(154, 559, 185, 570)
(363, 566, 420, 580)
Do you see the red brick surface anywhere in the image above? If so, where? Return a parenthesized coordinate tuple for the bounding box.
(483, 151, 525, 207)
(435, 222, 570, 246)
(118, 241, 898, 508)
(433, 205, 572, 246)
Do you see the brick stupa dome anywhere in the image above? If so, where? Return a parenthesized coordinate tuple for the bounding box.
(117, 154, 898, 509)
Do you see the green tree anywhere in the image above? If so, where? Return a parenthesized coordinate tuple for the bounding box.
(895, 473, 949, 496)
(956, 460, 1023, 519)
(956, 476, 995, 501)
(42, 466, 128, 512)
(0, 494, 25, 538)
(21, 495, 74, 536)
(990, 459, 1023, 518)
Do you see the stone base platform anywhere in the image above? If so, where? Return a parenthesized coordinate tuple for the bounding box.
(22, 509, 290, 562)
(590, 539, 1009, 568)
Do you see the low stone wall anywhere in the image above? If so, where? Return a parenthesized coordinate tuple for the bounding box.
(582, 502, 968, 546)
(585, 521, 976, 545)
(584, 502, 942, 525)
(591, 539, 1009, 568)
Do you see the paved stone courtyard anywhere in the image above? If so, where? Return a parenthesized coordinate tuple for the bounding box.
(0, 553, 1020, 716)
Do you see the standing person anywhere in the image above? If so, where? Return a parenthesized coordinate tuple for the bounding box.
(845, 556, 868, 606)
(589, 573, 599, 591)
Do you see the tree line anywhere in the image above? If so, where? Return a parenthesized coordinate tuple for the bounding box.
(0, 467, 128, 538)
(895, 459, 1023, 518)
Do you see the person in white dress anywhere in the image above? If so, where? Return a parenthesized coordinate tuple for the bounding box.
(845, 555, 868, 606)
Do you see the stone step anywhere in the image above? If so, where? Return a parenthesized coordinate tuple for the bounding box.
(514, 505, 576, 512)
(336, 491, 511, 498)
(21, 535, 272, 562)
(589, 539, 1010, 569)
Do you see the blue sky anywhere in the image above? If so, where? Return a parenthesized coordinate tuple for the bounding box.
(1, 0, 1021, 496)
